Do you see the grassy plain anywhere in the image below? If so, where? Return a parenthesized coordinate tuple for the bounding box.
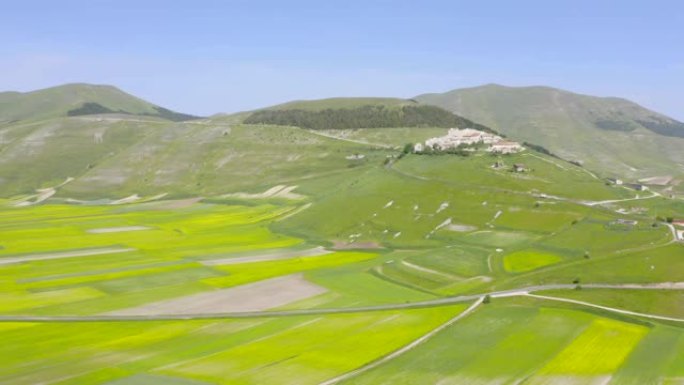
(503, 249, 563, 272)
(1, 131, 684, 384)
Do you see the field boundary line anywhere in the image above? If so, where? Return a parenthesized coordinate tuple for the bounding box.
(317, 297, 484, 385)
(3, 283, 684, 322)
(0, 247, 135, 265)
(526, 293, 684, 323)
(400, 260, 459, 280)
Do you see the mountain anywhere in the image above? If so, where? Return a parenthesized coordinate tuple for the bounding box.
(2, 83, 684, 199)
(416, 84, 684, 178)
(0, 83, 199, 123)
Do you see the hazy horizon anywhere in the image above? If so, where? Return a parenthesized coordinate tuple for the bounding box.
(2, 0, 683, 119)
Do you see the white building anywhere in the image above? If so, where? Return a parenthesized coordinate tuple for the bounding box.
(489, 141, 523, 154)
(421, 128, 502, 151)
(416, 128, 523, 154)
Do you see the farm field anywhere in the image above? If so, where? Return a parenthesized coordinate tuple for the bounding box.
(343, 301, 684, 385)
(0, 305, 467, 385)
(1, 131, 683, 384)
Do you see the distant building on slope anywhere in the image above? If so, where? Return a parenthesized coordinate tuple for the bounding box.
(424, 128, 502, 151)
(607, 178, 623, 185)
(489, 141, 523, 154)
(627, 183, 649, 191)
(513, 163, 527, 172)
(416, 127, 524, 154)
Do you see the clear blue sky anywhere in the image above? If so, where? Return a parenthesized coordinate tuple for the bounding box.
(2, 0, 683, 118)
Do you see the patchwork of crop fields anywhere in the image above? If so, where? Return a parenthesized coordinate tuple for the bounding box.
(1, 147, 684, 384)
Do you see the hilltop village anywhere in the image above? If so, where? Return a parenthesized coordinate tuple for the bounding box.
(414, 128, 523, 154)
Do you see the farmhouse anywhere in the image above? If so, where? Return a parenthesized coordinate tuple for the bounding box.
(627, 183, 648, 191)
(673, 219, 684, 227)
(607, 178, 623, 185)
(513, 163, 527, 172)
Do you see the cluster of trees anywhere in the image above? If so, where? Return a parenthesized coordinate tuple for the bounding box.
(67, 102, 115, 116)
(244, 104, 499, 132)
(67, 103, 199, 122)
(411, 146, 473, 157)
(150, 106, 199, 122)
(522, 141, 559, 159)
(637, 117, 684, 138)
(595, 119, 637, 132)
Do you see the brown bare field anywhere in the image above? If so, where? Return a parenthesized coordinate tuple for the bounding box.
(105, 273, 327, 315)
(201, 246, 330, 266)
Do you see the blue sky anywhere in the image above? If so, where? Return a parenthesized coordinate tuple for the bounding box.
(2, 0, 683, 118)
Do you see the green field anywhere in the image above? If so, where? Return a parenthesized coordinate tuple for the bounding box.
(503, 249, 563, 273)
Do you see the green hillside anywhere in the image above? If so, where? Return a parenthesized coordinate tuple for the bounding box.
(416, 84, 684, 178)
(0, 83, 199, 123)
(245, 97, 497, 132)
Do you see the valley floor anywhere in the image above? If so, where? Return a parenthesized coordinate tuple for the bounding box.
(1, 151, 684, 385)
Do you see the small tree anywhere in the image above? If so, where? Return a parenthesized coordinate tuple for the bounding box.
(402, 143, 414, 155)
(483, 295, 491, 304)
(667, 217, 674, 223)
(572, 278, 581, 285)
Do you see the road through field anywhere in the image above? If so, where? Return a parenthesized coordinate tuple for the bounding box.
(527, 293, 684, 322)
(318, 297, 485, 385)
(1, 283, 682, 322)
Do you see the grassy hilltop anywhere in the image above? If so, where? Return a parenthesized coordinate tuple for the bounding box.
(0, 83, 198, 123)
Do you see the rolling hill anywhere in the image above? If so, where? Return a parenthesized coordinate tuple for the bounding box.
(0, 83, 199, 123)
(244, 97, 497, 132)
(416, 84, 684, 179)
(2, 83, 684, 200)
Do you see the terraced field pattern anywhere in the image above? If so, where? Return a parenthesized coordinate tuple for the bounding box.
(2, 102, 684, 384)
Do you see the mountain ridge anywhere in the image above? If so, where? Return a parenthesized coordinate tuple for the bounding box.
(0, 83, 200, 123)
